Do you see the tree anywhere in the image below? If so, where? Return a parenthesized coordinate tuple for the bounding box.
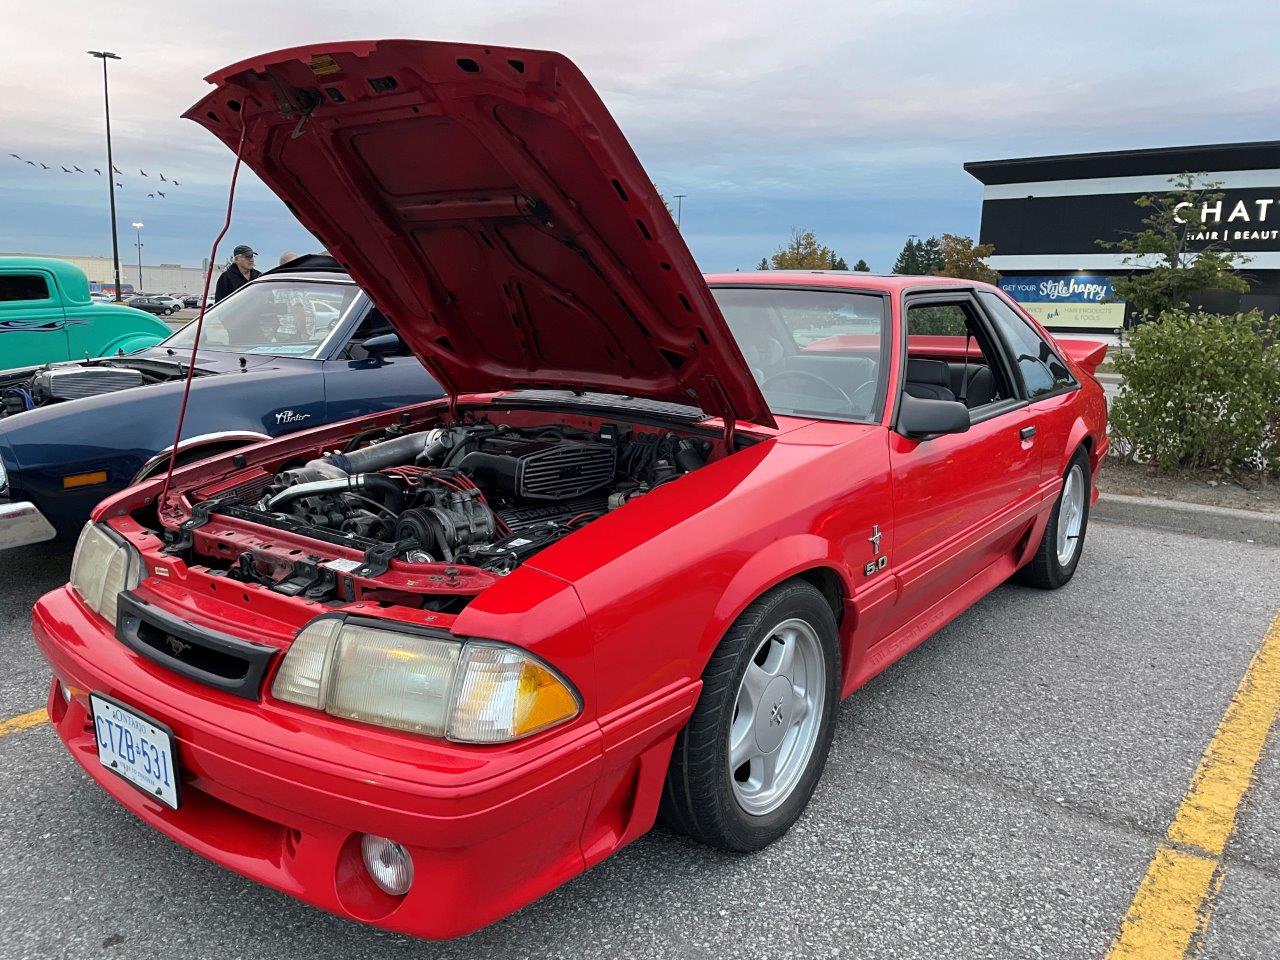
(827, 253, 850, 271)
(756, 257, 769, 271)
(892, 238, 920, 274)
(768, 227, 839, 270)
(852, 258, 870, 271)
(892, 235, 944, 275)
(1098, 172, 1250, 321)
(919, 236, 943, 273)
(935, 233, 1000, 283)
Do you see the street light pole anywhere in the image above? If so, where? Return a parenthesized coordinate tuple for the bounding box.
(131, 221, 144, 291)
(674, 194, 687, 229)
(88, 50, 123, 302)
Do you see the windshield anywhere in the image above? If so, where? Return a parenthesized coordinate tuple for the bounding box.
(163, 280, 358, 357)
(711, 286, 887, 423)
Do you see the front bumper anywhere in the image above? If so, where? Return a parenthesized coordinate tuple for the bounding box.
(33, 585, 644, 939)
(0, 500, 57, 549)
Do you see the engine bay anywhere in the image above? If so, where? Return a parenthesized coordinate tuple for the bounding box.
(0, 358, 199, 418)
(162, 409, 721, 608)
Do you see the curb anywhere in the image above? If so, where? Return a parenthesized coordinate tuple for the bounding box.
(1094, 492, 1280, 545)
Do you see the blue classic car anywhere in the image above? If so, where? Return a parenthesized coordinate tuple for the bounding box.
(0, 255, 440, 548)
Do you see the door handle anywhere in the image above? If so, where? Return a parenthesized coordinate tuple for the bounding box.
(1019, 426, 1037, 441)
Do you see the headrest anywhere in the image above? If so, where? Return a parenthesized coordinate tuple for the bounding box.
(906, 358, 951, 386)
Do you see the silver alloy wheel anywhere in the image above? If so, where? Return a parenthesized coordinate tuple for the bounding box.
(728, 617, 826, 816)
(1056, 462, 1086, 566)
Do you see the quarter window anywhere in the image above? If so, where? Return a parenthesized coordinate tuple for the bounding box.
(0, 274, 51, 302)
(979, 291, 1075, 398)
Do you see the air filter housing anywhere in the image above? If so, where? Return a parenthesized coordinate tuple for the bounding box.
(458, 439, 617, 500)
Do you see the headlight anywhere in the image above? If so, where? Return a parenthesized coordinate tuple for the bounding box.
(70, 523, 143, 624)
(272, 617, 582, 744)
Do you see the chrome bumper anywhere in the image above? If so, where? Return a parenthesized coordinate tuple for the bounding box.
(0, 501, 58, 549)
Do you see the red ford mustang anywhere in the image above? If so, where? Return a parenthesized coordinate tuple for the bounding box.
(33, 40, 1108, 938)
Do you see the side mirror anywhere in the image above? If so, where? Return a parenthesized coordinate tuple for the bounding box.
(897, 391, 971, 440)
(359, 332, 402, 363)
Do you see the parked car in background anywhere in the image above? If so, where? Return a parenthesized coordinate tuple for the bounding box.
(126, 295, 175, 317)
(127, 295, 181, 316)
(0, 255, 440, 548)
(0, 257, 170, 374)
(181, 294, 201, 309)
(28, 40, 1108, 940)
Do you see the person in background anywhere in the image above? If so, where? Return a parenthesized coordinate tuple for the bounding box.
(213, 244, 260, 302)
(278, 251, 299, 266)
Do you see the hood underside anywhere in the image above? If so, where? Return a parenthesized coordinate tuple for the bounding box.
(184, 39, 774, 427)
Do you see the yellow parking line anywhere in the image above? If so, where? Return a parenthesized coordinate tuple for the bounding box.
(0, 707, 49, 738)
(1107, 611, 1280, 959)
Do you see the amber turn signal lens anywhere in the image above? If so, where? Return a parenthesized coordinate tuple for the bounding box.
(447, 644, 581, 743)
(63, 470, 109, 489)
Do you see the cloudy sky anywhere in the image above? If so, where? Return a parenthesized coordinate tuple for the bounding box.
(3, 0, 1279, 274)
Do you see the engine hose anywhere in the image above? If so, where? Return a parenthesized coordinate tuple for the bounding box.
(323, 431, 430, 475)
(263, 473, 404, 513)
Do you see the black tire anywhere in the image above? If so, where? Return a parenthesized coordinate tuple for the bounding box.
(659, 579, 840, 852)
(1015, 446, 1091, 589)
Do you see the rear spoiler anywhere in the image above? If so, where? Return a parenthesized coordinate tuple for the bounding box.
(1055, 338, 1109, 377)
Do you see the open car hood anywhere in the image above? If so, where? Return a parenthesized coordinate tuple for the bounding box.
(185, 40, 774, 428)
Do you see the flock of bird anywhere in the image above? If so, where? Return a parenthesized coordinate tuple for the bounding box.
(8, 153, 181, 199)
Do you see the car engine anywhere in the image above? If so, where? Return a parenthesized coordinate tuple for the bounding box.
(245, 422, 710, 576)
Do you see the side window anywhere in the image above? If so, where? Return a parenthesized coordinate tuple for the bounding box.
(0, 274, 52, 303)
(904, 299, 1012, 409)
(978, 292, 1075, 398)
(906, 304, 967, 336)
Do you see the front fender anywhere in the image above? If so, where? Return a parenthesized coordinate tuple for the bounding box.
(708, 533, 848, 653)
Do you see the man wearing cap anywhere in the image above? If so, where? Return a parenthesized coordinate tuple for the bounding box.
(214, 245, 261, 302)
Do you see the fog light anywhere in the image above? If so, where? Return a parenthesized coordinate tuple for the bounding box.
(61, 683, 72, 704)
(360, 834, 413, 896)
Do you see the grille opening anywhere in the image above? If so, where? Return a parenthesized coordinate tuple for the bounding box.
(132, 618, 251, 681)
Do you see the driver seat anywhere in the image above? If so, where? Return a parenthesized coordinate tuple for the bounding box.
(903, 359, 956, 402)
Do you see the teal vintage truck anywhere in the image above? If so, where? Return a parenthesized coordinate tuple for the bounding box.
(0, 257, 171, 373)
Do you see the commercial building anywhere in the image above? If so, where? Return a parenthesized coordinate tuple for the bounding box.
(965, 140, 1280, 331)
(0, 252, 208, 295)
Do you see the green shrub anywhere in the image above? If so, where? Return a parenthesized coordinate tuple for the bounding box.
(1110, 309, 1280, 475)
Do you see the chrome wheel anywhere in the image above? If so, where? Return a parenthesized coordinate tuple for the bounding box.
(1056, 462, 1086, 566)
(729, 617, 826, 816)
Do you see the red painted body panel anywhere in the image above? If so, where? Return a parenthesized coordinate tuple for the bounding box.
(34, 45, 1109, 939)
(182, 40, 773, 428)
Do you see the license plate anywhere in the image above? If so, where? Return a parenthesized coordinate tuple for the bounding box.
(90, 694, 180, 809)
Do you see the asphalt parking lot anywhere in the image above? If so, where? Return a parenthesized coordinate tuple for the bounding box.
(0, 516, 1276, 960)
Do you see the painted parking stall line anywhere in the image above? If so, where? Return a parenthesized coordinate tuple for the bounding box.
(1107, 611, 1280, 959)
(0, 707, 48, 738)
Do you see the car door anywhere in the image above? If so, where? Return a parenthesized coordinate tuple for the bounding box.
(977, 290, 1081, 486)
(320, 302, 439, 421)
(886, 291, 1043, 627)
(0, 268, 69, 368)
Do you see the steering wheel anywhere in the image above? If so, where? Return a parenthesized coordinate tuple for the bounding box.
(760, 369, 854, 408)
(850, 379, 878, 412)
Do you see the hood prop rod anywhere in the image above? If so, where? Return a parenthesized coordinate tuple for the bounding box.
(722, 410, 736, 451)
(159, 120, 247, 509)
